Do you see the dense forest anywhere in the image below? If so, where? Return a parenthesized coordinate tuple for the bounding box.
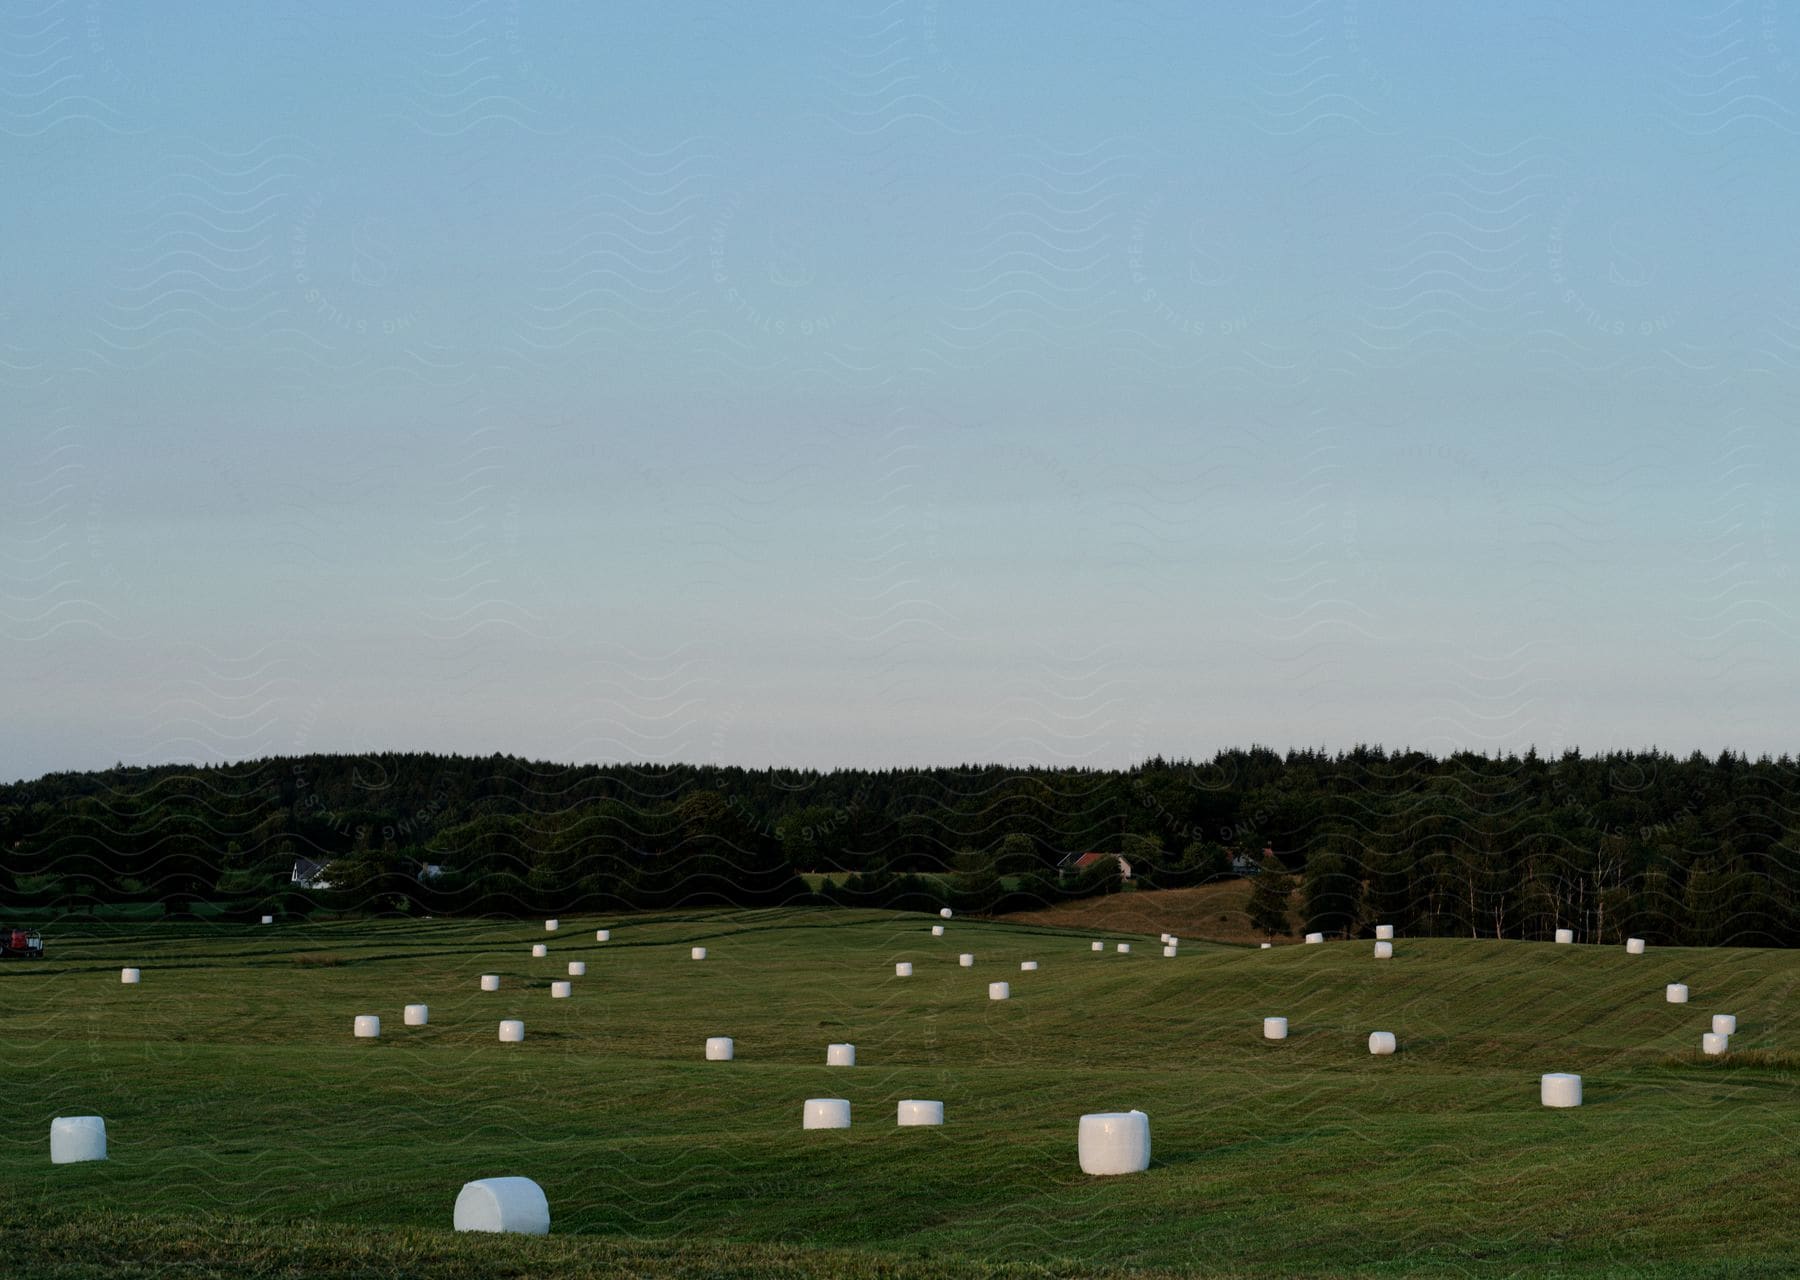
(2, 747, 1796, 945)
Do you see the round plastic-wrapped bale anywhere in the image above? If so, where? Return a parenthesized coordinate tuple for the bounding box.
(804, 1098, 851, 1129)
(1666, 983, 1689, 1004)
(1078, 1110, 1150, 1176)
(931, 925, 945, 936)
(959, 953, 974, 967)
(1263, 1016, 1288, 1041)
(1260, 942, 1272, 949)
(1374, 940, 1393, 959)
(453, 1176, 550, 1235)
(1305, 933, 1324, 945)
(1116, 943, 1130, 954)
(940, 908, 953, 919)
(1375, 924, 1394, 940)
(499, 1020, 525, 1042)
(595, 929, 610, 942)
(895, 962, 913, 977)
(1703, 1032, 1729, 1056)
(544, 919, 558, 932)
(550, 981, 571, 998)
(1162, 945, 1177, 958)
(1167, 936, 1178, 947)
(1540, 1073, 1582, 1107)
(567, 961, 586, 977)
(1712, 1014, 1736, 1035)
(705, 1036, 734, 1060)
(404, 1004, 429, 1026)
(1021, 960, 1038, 971)
(50, 1116, 107, 1164)
(261, 915, 274, 925)
(531, 944, 547, 958)
(1368, 1031, 1396, 1056)
(897, 1100, 944, 1126)
(479, 974, 500, 992)
(354, 1015, 381, 1039)
(826, 1042, 856, 1066)
(988, 981, 1011, 1000)
(120, 967, 141, 984)
(1090, 941, 1104, 952)
(691, 946, 707, 961)
(1554, 928, 1574, 944)
(1625, 937, 1645, 954)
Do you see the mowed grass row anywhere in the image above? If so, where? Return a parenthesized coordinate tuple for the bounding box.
(2, 909, 1796, 1278)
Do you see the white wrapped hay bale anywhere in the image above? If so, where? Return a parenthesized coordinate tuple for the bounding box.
(826, 1043, 856, 1066)
(931, 925, 944, 936)
(691, 946, 707, 961)
(940, 908, 953, 919)
(804, 1098, 851, 1129)
(499, 1020, 525, 1042)
(1159, 933, 1171, 944)
(1540, 1073, 1582, 1107)
(531, 944, 547, 958)
(261, 915, 274, 925)
(1625, 937, 1645, 954)
(1116, 943, 1130, 954)
(544, 919, 558, 932)
(480, 974, 500, 992)
(959, 953, 974, 967)
(1078, 1110, 1150, 1176)
(1555, 928, 1574, 944)
(1368, 1031, 1396, 1056)
(1666, 983, 1689, 1004)
(1373, 941, 1393, 959)
(1091, 941, 1104, 952)
(1375, 925, 1394, 940)
(453, 1176, 550, 1235)
(1712, 1014, 1736, 1035)
(988, 981, 1011, 1000)
(897, 1099, 944, 1126)
(120, 968, 141, 984)
(550, 981, 571, 998)
(1260, 942, 1272, 949)
(1305, 933, 1324, 945)
(354, 1015, 381, 1038)
(1263, 1017, 1288, 1040)
(49, 1116, 107, 1164)
(1703, 1032, 1729, 1056)
(405, 1004, 429, 1026)
(705, 1036, 734, 1060)
(1162, 945, 1177, 958)
(595, 929, 610, 942)
(895, 962, 913, 977)
(1167, 936, 1178, 947)
(567, 961, 586, 977)
(1021, 960, 1038, 971)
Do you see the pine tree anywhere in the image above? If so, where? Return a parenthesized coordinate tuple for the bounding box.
(1247, 853, 1294, 938)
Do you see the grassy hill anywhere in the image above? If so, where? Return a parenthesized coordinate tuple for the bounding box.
(2, 909, 1794, 1278)
(1002, 879, 1298, 945)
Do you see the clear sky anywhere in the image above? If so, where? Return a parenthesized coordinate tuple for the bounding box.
(4, 2, 1798, 780)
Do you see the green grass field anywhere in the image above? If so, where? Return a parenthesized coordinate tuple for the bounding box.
(2, 909, 1795, 1278)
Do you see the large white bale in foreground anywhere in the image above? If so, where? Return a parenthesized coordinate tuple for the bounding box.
(931, 925, 945, 936)
(453, 1176, 550, 1235)
(1375, 925, 1394, 940)
(567, 961, 586, 977)
(1703, 1032, 1729, 1056)
(826, 1042, 856, 1066)
(1263, 1017, 1288, 1040)
(354, 1015, 381, 1038)
(531, 944, 547, 958)
(120, 967, 141, 984)
(691, 946, 707, 961)
(940, 908, 953, 919)
(803, 1098, 851, 1129)
(1625, 937, 1645, 954)
(50, 1116, 107, 1164)
(596, 929, 611, 942)
(499, 1020, 525, 1042)
(897, 1099, 944, 1126)
(1554, 928, 1574, 944)
(705, 1036, 734, 1060)
(1540, 1073, 1582, 1107)
(1712, 1014, 1736, 1035)
(959, 953, 974, 967)
(1373, 940, 1393, 959)
(1078, 1110, 1150, 1176)
(480, 974, 500, 991)
(988, 981, 1011, 1000)
(1305, 933, 1324, 945)
(544, 919, 559, 932)
(1368, 1031, 1396, 1056)
(895, 962, 913, 977)
(1666, 983, 1689, 1004)
(405, 1004, 429, 1026)
(550, 981, 571, 998)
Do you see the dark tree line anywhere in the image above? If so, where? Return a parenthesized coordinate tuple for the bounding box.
(1, 746, 1796, 945)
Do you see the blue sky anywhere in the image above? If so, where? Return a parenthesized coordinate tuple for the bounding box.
(4, 2, 1798, 779)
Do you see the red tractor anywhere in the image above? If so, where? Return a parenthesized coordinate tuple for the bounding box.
(1, 927, 45, 959)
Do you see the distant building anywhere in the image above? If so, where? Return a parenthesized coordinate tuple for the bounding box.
(290, 856, 334, 890)
(1057, 851, 1133, 882)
